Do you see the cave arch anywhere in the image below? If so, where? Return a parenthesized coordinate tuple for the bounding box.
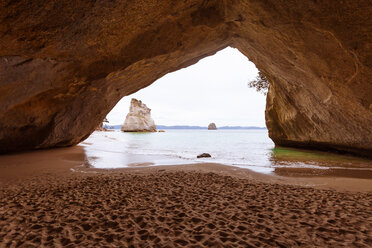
(106, 47, 266, 128)
(0, 0, 371, 157)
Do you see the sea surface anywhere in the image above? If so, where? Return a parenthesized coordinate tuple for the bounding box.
(80, 129, 372, 178)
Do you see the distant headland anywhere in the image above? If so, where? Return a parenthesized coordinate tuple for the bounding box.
(104, 125, 266, 130)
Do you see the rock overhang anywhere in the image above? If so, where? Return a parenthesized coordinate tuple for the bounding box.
(0, 0, 371, 157)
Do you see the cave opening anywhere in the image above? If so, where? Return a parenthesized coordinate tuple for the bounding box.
(106, 47, 267, 129)
(82, 46, 371, 174)
(82, 47, 275, 171)
(1, 3, 371, 244)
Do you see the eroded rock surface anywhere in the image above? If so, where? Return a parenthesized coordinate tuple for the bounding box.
(208, 123, 217, 130)
(197, 153, 212, 158)
(0, 1, 371, 156)
(121, 99, 156, 132)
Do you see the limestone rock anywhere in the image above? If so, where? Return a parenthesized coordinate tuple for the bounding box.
(208, 123, 217, 130)
(96, 118, 109, 131)
(121, 99, 156, 132)
(0, 1, 371, 157)
(95, 124, 107, 132)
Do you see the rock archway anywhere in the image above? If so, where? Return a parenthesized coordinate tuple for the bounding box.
(0, 0, 371, 157)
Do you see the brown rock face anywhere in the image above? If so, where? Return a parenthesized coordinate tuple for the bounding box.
(208, 123, 217, 130)
(0, 1, 371, 157)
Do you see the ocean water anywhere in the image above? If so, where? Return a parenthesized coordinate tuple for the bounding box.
(80, 130, 372, 177)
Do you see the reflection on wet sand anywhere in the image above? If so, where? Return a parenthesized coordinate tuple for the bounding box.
(274, 167, 372, 179)
(127, 162, 155, 167)
(270, 147, 372, 179)
(0, 144, 371, 192)
(0, 146, 89, 184)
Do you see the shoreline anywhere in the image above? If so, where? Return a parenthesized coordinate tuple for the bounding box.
(1, 147, 372, 247)
(0, 146, 371, 192)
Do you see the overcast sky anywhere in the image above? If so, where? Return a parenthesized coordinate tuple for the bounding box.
(106, 47, 267, 127)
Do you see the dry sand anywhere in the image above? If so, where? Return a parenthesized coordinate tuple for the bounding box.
(0, 147, 371, 247)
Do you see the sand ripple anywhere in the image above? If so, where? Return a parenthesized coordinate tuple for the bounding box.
(0, 171, 371, 247)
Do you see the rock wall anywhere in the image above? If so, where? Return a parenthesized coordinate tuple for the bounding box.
(121, 99, 156, 132)
(0, 0, 371, 157)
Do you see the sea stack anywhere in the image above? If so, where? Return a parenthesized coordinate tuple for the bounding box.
(208, 123, 217, 130)
(121, 99, 156, 132)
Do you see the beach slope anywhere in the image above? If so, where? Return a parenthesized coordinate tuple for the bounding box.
(0, 160, 371, 247)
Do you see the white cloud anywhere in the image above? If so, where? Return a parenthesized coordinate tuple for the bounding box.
(106, 47, 266, 127)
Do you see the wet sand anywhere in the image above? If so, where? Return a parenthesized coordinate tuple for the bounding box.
(0, 147, 372, 247)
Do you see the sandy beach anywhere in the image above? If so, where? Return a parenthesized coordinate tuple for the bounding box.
(0, 147, 371, 247)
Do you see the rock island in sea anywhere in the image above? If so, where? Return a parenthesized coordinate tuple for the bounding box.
(121, 98, 156, 132)
(208, 123, 217, 130)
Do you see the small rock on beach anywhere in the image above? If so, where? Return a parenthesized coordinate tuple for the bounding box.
(197, 153, 211, 158)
